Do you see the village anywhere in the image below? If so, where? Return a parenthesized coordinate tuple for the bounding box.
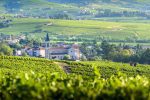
(1, 32, 150, 63)
(0, 33, 81, 61)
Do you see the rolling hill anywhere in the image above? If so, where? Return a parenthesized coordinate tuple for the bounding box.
(1, 56, 150, 79)
(0, 0, 150, 44)
(1, 18, 150, 42)
(0, 0, 150, 18)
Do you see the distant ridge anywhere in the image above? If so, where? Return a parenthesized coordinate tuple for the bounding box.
(0, 0, 149, 18)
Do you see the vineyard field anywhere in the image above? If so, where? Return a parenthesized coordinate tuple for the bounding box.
(0, 56, 65, 76)
(1, 18, 150, 41)
(64, 61, 150, 78)
(0, 56, 150, 99)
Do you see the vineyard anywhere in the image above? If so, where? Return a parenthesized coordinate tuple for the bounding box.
(1, 18, 150, 41)
(0, 56, 65, 76)
(0, 56, 150, 99)
(64, 61, 150, 79)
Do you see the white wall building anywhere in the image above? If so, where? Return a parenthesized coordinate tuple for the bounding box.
(23, 47, 45, 57)
(43, 33, 81, 60)
(19, 33, 81, 60)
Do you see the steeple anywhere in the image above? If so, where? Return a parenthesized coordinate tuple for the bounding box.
(45, 33, 50, 42)
(44, 33, 51, 59)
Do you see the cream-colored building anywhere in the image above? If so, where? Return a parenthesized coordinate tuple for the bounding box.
(43, 33, 80, 60)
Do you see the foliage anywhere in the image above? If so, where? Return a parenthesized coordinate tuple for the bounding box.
(140, 49, 150, 64)
(1, 72, 149, 100)
(0, 43, 13, 56)
(0, 56, 150, 99)
(63, 55, 71, 60)
(65, 60, 150, 79)
(82, 41, 150, 64)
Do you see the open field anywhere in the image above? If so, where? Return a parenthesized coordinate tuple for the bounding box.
(1, 18, 150, 41)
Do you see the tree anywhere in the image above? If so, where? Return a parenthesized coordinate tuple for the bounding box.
(80, 54, 87, 61)
(140, 49, 150, 64)
(22, 52, 28, 57)
(0, 22, 9, 28)
(113, 49, 133, 62)
(89, 56, 101, 61)
(10, 43, 21, 49)
(0, 43, 13, 56)
(101, 41, 117, 60)
(63, 55, 71, 60)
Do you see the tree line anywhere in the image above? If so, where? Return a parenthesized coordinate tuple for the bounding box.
(80, 41, 150, 64)
(95, 9, 150, 18)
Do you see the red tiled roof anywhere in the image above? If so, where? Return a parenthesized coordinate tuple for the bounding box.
(49, 47, 67, 50)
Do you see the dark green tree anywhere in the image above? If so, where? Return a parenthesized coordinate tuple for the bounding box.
(101, 41, 117, 60)
(140, 49, 150, 64)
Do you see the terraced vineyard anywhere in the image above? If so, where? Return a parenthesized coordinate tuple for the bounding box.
(0, 56, 150, 99)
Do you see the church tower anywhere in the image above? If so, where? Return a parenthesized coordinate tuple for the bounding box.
(45, 33, 51, 59)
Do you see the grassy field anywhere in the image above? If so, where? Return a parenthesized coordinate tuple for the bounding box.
(1, 18, 150, 41)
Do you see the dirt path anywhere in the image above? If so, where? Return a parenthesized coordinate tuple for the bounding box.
(54, 62, 71, 74)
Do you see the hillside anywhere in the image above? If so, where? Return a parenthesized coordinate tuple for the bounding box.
(0, 56, 150, 99)
(0, 0, 79, 17)
(0, 56, 65, 76)
(1, 18, 150, 43)
(0, 0, 150, 19)
(1, 56, 150, 78)
(64, 61, 150, 78)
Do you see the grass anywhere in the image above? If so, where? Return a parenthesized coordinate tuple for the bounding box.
(1, 18, 150, 41)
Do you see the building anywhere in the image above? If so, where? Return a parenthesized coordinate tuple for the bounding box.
(0, 34, 26, 44)
(43, 33, 81, 60)
(17, 33, 81, 60)
(22, 46, 45, 57)
(32, 47, 45, 57)
(14, 50, 22, 56)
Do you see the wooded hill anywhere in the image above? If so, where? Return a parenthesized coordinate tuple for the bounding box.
(0, 0, 150, 18)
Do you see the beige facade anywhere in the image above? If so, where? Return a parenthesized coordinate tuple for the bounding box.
(45, 44, 80, 60)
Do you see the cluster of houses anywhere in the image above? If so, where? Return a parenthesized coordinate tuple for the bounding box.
(14, 33, 81, 61)
(0, 33, 26, 44)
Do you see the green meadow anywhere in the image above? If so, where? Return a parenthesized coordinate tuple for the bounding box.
(1, 18, 150, 41)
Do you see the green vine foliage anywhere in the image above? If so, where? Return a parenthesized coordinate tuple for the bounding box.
(0, 56, 150, 100)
